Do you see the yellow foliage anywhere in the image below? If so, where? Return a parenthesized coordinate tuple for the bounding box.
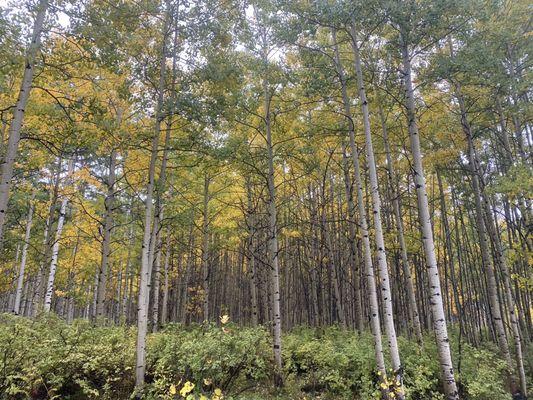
(180, 381, 195, 397)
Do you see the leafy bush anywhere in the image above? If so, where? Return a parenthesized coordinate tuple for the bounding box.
(282, 326, 379, 399)
(0, 313, 135, 399)
(283, 327, 513, 400)
(144, 322, 273, 398)
(0, 314, 517, 400)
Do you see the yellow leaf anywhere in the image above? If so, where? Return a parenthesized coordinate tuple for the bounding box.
(180, 381, 195, 397)
(169, 384, 176, 395)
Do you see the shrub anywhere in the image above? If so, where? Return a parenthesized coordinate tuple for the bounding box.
(0, 315, 516, 400)
(0, 313, 135, 399)
(282, 326, 379, 399)
(144, 322, 273, 398)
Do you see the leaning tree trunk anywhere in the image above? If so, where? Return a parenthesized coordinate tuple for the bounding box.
(379, 102, 423, 343)
(0, 0, 48, 246)
(400, 33, 458, 400)
(349, 28, 405, 395)
(447, 38, 526, 397)
(331, 30, 387, 383)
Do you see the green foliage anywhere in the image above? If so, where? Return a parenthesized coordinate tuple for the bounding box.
(283, 326, 378, 399)
(454, 341, 509, 400)
(0, 316, 515, 400)
(0, 313, 135, 399)
(144, 323, 273, 398)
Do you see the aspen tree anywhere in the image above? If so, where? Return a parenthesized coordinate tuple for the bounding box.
(0, 0, 48, 246)
(400, 30, 459, 399)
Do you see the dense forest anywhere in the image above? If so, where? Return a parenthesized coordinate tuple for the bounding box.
(0, 0, 531, 399)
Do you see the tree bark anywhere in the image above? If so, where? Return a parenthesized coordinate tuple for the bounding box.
(135, 3, 170, 388)
(13, 192, 35, 315)
(331, 29, 387, 380)
(349, 28, 405, 394)
(400, 33, 458, 400)
(44, 159, 74, 313)
(379, 102, 423, 343)
(96, 145, 118, 320)
(0, 0, 48, 246)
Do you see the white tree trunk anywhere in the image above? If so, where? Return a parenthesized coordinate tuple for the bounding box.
(261, 40, 283, 384)
(160, 235, 171, 325)
(349, 28, 404, 395)
(135, 3, 170, 389)
(246, 178, 259, 326)
(331, 30, 387, 380)
(401, 34, 458, 400)
(13, 193, 35, 315)
(43, 159, 74, 312)
(0, 0, 48, 245)
(448, 38, 526, 396)
(379, 103, 423, 343)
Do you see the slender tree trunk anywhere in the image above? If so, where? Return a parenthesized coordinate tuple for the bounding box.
(456, 43, 527, 396)
(400, 33, 458, 400)
(436, 171, 464, 331)
(202, 173, 211, 322)
(331, 30, 387, 382)
(260, 38, 283, 385)
(246, 178, 259, 326)
(135, 3, 170, 388)
(379, 103, 423, 343)
(0, 0, 48, 246)
(349, 28, 404, 393)
(341, 143, 363, 332)
(161, 235, 171, 325)
(96, 146, 118, 320)
(13, 192, 35, 315)
(44, 159, 74, 312)
(32, 159, 61, 316)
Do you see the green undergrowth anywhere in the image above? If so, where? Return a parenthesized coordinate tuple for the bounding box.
(0, 313, 524, 399)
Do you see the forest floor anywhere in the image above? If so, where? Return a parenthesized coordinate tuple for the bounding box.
(0, 313, 527, 400)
